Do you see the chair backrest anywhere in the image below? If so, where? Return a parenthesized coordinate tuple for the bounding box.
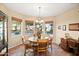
(22, 36, 30, 44)
(22, 36, 32, 49)
(37, 40, 48, 48)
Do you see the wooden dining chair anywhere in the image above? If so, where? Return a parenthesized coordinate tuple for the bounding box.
(22, 37, 33, 56)
(37, 39, 49, 56)
(31, 41, 38, 56)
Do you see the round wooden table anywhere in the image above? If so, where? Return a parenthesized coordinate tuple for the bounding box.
(28, 37, 49, 56)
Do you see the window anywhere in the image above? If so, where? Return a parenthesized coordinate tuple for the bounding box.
(12, 17, 21, 36)
(45, 23, 53, 35)
(25, 21, 34, 36)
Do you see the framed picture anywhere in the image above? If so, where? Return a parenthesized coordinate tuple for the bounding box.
(58, 26, 61, 30)
(62, 25, 66, 31)
(69, 23, 79, 31)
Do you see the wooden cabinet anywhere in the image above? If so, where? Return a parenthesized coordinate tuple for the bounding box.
(60, 38, 69, 51)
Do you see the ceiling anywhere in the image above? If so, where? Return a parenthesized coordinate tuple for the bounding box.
(4, 3, 79, 17)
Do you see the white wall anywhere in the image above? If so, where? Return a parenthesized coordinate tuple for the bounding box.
(55, 7, 79, 44)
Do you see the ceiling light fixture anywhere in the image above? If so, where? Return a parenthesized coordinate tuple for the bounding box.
(35, 6, 44, 23)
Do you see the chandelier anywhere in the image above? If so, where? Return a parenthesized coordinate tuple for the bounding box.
(34, 6, 45, 39)
(35, 6, 44, 23)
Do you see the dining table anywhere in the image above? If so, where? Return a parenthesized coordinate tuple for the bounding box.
(28, 36, 49, 55)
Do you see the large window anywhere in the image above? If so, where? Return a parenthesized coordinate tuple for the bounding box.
(45, 23, 53, 35)
(12, 17, 21, 36)
(25, 21, 34, 36)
